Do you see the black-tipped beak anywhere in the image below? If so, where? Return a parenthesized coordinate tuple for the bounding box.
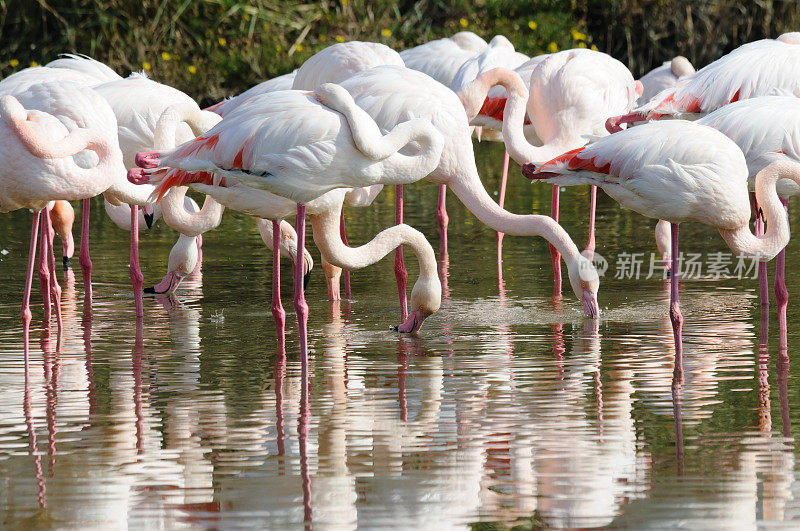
(303, 257, 312, 291)
(63, 256, 71, 269)
(521, 162, 538, 179)
(144, 212, 155, 230)
(143, 286, 156, 295)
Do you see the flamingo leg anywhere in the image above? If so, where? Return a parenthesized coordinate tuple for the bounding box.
(339, 209, 351, 299)
(496, 149, 510, 264)
(22, 211, 42, 367)
(775, 198, 789, 336)
(130, 205, 144, 318)
(38, 211, 52, 327)
(669, 223, 684, 365)
(294, 204, 310, 366)
(43, 210, 63, 343)
(271, 219, 287, 341)
(585, 185, 597, 260)
(549, 184, 562, 295)
(394, 184, 408, 321)
(755, 211, 769, 311)
(79, 198, 92, 303)
(437, 183, 449, 250)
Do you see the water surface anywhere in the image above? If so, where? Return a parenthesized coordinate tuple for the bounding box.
(1, 142, 798, 528)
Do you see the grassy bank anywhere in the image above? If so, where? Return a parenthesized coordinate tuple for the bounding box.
(1, 1, 797, 105)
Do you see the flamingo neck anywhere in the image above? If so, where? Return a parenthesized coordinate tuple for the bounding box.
(719, 161, 799, 262)
(445, 161, 584, 266)
(160, 186, 224, 237)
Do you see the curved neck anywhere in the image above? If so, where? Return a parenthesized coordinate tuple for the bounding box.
(719, 161, 798, 261)
(446, 162, 584, 266)
(160, 186, 224, 237)
(153, 102, 225, 236)
(458, 68, 566, 164)
(310, 202, 437, 281)
(314, 85, 444, 184)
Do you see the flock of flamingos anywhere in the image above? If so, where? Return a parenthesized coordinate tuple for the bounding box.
(3, 29, 800, 372)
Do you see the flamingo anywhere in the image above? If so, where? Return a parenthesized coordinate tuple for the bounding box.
(400, 31, 488, 87)
(0, 55, 123, 293)
(205, 72, 296, 116)
(129, 84, 445, 364)
(607, 36, 800, 131)
(688, 96, 800, 334)
(458, 50, 639, 291)
(636, 56, 695, 105)
(0, 82, 126, 359)
(336, 65, 600, 317)
(522, 119, 800, 361)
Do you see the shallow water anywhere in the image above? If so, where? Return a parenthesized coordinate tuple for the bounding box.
(1, 142, 799, 529)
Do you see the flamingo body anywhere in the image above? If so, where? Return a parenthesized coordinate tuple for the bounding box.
(400, 31, 487, 87)
(292, 41, 404, 90)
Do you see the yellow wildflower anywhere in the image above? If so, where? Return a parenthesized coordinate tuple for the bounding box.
(243, 13, 250, 21)
(161, 52, 171, 60)
(188, 65, 197, 74)
(335, 35, 345, 43)
(528, 21, 537, 30)
(143, 62, 152, 71)
(460, 18, 468, 28)
(296, 44, 303, 52)
(591, 44, 599, 51)
(29, 61, 38, 67)
(578, 42, 587, 48)
(342, 0, 349, 5)
(320, 34, 327, 42)
(570, 29, 586, 41)
(9, 59, 19, 67)
(547, 42, 558, 53)
(218, 37, 227, 46)
(381, 28, 392, 37)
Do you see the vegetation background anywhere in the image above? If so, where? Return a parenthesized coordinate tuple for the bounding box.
(1, 0, 798, 106)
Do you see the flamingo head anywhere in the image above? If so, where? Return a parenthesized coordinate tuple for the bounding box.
(395, 272, 442, 334)
(144, 235, 199, 296)
(567, 255, 600, 319)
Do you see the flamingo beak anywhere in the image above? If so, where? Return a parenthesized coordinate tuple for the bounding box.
(303, 257, 312, 290)
(582, 289, 600, 319)
(144, 270, 183, 295)
(393, 309, 427, 334)
(142, 204, 155, 229)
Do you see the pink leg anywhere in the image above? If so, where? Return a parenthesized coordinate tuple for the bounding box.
(586, 185, 597, 260)
(79, 198, 92, 304)
(23, 212, 42, 367)
(395, 185, 408, 321)
(669, 223, 684, 367)
(496, 150, 510, 264)
(38, 213, 52, 327)
(271, 219, 286, 341)
(437, 183, 449, 250)
(755, 212, 769, 310)
(294, 205, 310, 366)
(549, 184, 562, 294)
(43, 210, 63, 343)
(340, 209, 351, 299)
(130, 206, 144, 318)
(775, 198, 789, 336)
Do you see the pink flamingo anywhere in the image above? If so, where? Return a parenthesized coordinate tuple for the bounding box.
(458, 50, 640, 291)
(129, 84, 444, 363)
(691, 96, 800, 335)
(0, 55, 122, 295)
(0, 82, 126, 360)
(337, 65, 601, 317)
(523, 119, 800, 362)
